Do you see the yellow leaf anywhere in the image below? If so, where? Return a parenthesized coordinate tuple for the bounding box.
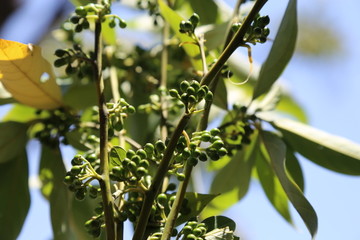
(0, 39, 63, 110)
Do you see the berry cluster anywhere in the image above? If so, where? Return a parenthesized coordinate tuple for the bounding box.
(107, 98, 136, 134)
(219, 104, 257, 155)
(232, 14, 270, 44)
(64, 154, 101, 201)
(138, 87, 185, 115)
(84, 214, 104, 238)
(169, 80, 212, 113)
(179, 13, 200, 35)
(179, 221, 208, 240)
(34, 108, 79, 147)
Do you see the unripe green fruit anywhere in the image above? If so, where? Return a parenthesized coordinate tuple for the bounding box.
(126, 149, 136, 158)
(189, 13, 200, 26)
(89, 186, 99, 199)
(82, 19, 90, 29)
(193, 228, 203, 236)
(196, 87, 206, 99)
(180, 93, 189, 103)
(257, 15, 270, 28)
(65, 64, 77, 75)
(188, 95, 197, 104)
(188, 157, 198, 166)
(70, 15, 80, 24)
(64, 175, 74, 185)
(71, 165, 82, 175)
(231, 22, 241, 32)
(218, 147, 228, 157)
(139, 159, 149, 168)
(155, 140, 166, 152)
(181, 148, 191, 159)
(187, 234, 197, 240)
(157, 193, 168, 206)
(75, 6, 87, 16)
(54, 58, 68, 68)
(131, 155, 141, 164)
(137, 149, 147, 159)
(75, 188, 86, 201)
(211, 140, 224, 149)
(186, 86, 196, 95)
(86, 153, 97, 162)
(190, 80, 200, 91)
(71, 155, 83, 165)
(200, 133, 211, 142)
(169, 89, 180, 98)
(136, 167, 148, 177)
(180, 81, 190, 92)
(127, 161, 137, 172)
(192, 148, 201, 158)
(112, 166, 123, 176)
(54, 49, 68, 58)
(126, 105, 136, 114)
(74, 24, 83, 32)
(263, 27, 270, 37)
(205, 91, 213, 101)
(144, 143, 155, 154)
(182, 225, 193, 235)
(210, 128, 220, 136)
(177, 173, 186, 181)
(109, 20, 116, 28)
(199, 152, 207, 162)
(166, 183, 177, 192)
(189, 142, 197, 151)
(119, 19, 127, 28)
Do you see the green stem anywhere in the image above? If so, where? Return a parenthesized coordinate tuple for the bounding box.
(161, 163, 192, 240)
(132, 113, 191, 240)
(94, 12, 116, 240)
(200, 0, 268, 87)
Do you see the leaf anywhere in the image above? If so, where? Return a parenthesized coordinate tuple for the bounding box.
(0, 151, 30, 240)
(276, 93, 308, 123)
(2, 104, 41, 122)
(39, 144, 74, 239)
(0, 39, 63, 109)
(202, 216, 236, 232)
(202, 188, 238, 218)
(261, 131, 318, 239)
(0, 121, 28, 164)
(158, 0, 203, 70)
(261, 113, 360, 175)
(63, 83, 97, 110)
(285, 148, 304, 191)
(66, 129, 91, 151)
(252, 0, 297, 100)
(204, 227, 239, 240)
(109, 146, 127, 168)
(175, 192, 219, 226)
(189, 0, 218, 25)
(256, 143, 292, 223)
(212, 78, 228, 110)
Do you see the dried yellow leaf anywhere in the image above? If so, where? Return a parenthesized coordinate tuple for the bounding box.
(0, 39, 63, 110)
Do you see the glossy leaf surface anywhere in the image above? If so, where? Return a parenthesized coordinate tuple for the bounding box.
(252, 0, 297, 100)
(261, 131, 317, 238)
(0, 39, 63, 109)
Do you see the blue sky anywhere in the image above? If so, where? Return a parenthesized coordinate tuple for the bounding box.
(1, 0, 360, 239)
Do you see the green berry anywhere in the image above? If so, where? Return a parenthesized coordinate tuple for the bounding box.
(82, 19, 90, 29)
(180, 81, 190, 92)
(54, 49, 68, 57)
(188, 157, 198, 166)
(182, 225, 193, 235)
(71, 155, 83, 165)
(131, 155, 141, 164)
(75, 6, 87, 16)
(188, 95, 197, 104)
(169, 89, 180, 98)
(200, 133, 211, 142)
(139, 159, 150, 168)
(109, 20, 116, 28)
(136, 167, 148, 178)
(155, 140, 166, 152)
(119, 19, 127, 28)
(205, 91, 213, 101)
(257, 15, 270, 28)
(210, 128, 220, 136)
(64, 175, 74, 185)
(189, 13, 200, 27)
(166, 183, 177, 192)
(199, 152, 207, 162)
(181, 148, 191, 159)
(177, 173, 186, 181)
(187, 234, 197, 240)
(218, 147, 228, 157)
(54, 58, 68, 68)
(70, 15, 81, 24)
(75, 188, 86, 201)
(144, 143, 155, 154)
(196, 87, 206, 99)
(126, 105, 136, 114)
(71, 165, 82, 175)
(211, 140, 224, 149)
(74, 24, 83, 32)
(157, 193, 168, 206)
(231, 22, 241, 33)
(136, 149, 147, 159)
(126, 149, 136, 158)
(186, 86, 196, 95)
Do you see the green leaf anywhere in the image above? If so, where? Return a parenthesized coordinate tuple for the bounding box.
(63, 83, 97, 110)
(0, 151, 30, 240)
(262, 113, 360, 175)
(40, 144, 74, 239)
(102, 18, 117, 45)
(261, 131, 318, 239)
(252, 0, 298, 100)
(212, 78, 228, 110)
(202, 188, 238, 218)
(204, 22, 229, 51)
(175, 192, 219, 226)
(256, 143, 292, 223)
(211, 132, 259, 197)
(202, 216, 236, 232)
(158, 0, 202, 70)
(0, 122, 28, 164)
(189, 0, 218, 25)
(2, 104, 41, 122)
(285, 147, 304, 191)
(109, 146, 127, 168)
(276, 93, 308, 123)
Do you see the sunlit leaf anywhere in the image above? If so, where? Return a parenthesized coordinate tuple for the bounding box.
(202, 188, 238, 218)
(276, 93, 308, 123)
(259, 112, 360, 175)
(285, 147, 304, 191)
(0, 39, 63, 109)
(261, 131, 318, 239)
(252, 0, 297, 100)
(0, 121, 28, 164)
(202, 216, 236, 232)
(189, 0, 218, 25)
(175, 192, 219, 226)
(2, 104, 41, 122)
(256, 143, 292, 223)
(158, 0, 203, 70)
(0, 151, 30, 240)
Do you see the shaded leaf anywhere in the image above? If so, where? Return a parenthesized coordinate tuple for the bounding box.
(256, 143, 292, 223)
(204, 227, 239, 240)
(175, 192, 219, 226)
(252, 0, 297, 100)
(158, 0, 203, 70)
(261, 113, 360, 175)
(63, 83, 97, 110)
(276, 93, 308, 123)
(0, 39, 63, 109)
(109, 146, 127, 168)
(203, 22, 229, 51)
(189, 0, 218, 25)
(202, 216, 236, 232)
(66, 129, 91, 151)
(212, 78, 228, 110)
(40, 144, 74, 239)
(261, 131, 318, 238)
(0, 151, 30, 240)
(0, 121, 28, 164)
